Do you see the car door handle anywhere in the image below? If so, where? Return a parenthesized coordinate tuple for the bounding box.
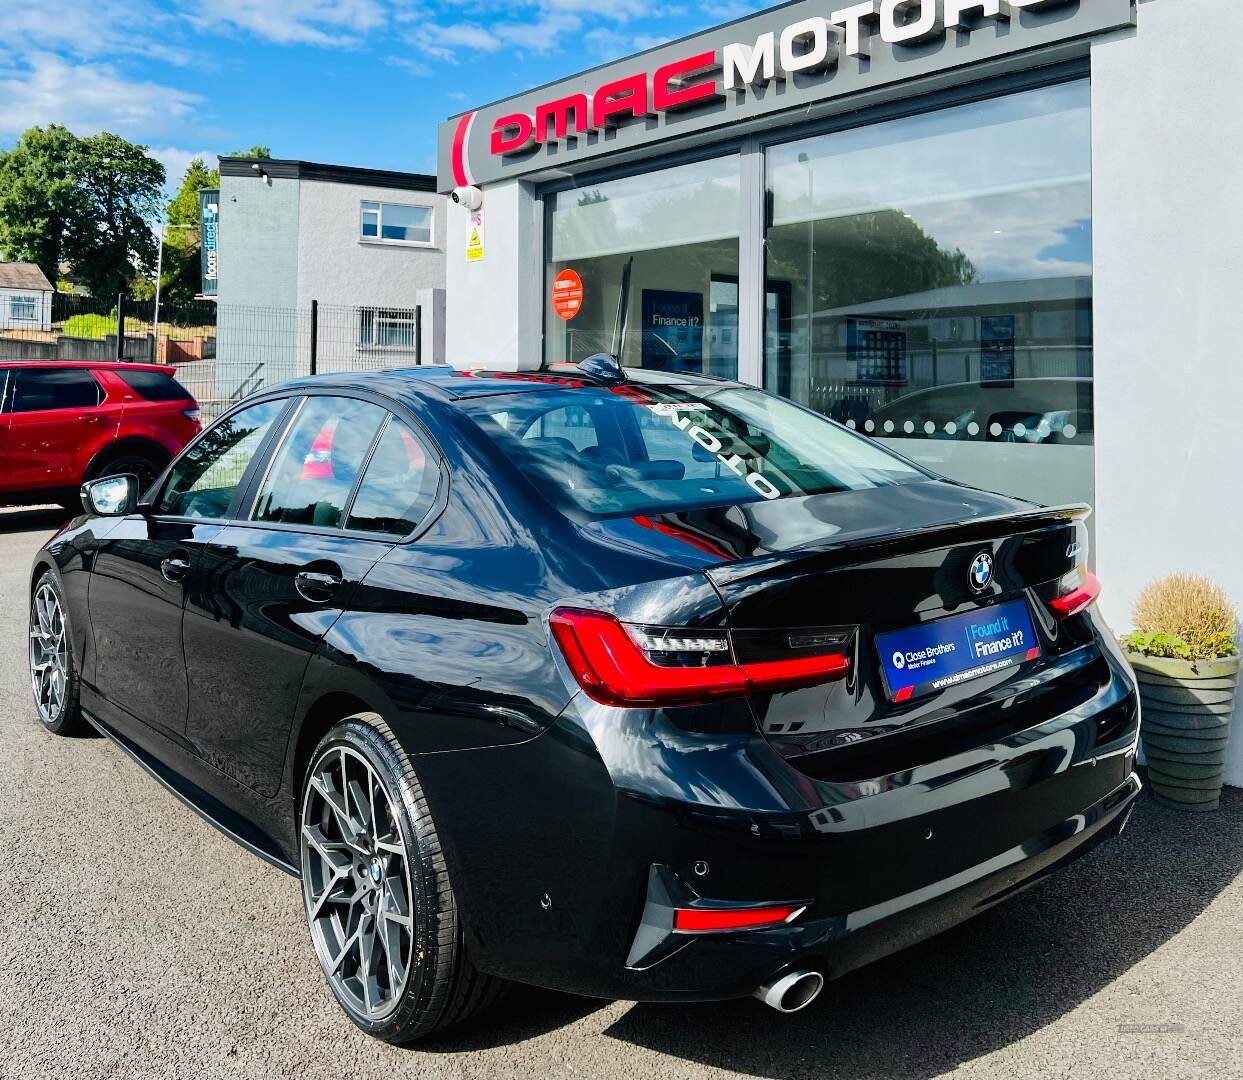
(295, 569, 343, 604)
(161, 553, 191, 583)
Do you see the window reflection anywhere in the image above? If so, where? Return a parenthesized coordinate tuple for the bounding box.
(764, 81, 1093, 507)
(545, 157, 741, 379)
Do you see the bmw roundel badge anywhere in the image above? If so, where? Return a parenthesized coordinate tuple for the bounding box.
(969, 552, 994, 592)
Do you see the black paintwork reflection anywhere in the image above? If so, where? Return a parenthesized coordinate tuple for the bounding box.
(183, 525, 394, 797)
(89, 516, 220, 739)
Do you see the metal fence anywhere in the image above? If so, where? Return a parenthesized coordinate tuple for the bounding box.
(0, 292, 426, 421)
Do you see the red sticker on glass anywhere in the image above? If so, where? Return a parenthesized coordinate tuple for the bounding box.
(552, 269, 584, 320)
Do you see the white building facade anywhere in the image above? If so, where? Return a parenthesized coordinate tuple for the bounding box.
(0, 263, 53, 331)
(436, 0, 1243, 785)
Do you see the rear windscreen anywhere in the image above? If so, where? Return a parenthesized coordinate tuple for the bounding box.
(116, 369, 193, 402)
(458, 382, 928, 519)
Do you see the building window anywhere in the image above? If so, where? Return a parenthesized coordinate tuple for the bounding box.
(544, 156, 741, 379)
(359, 307, 418, 351)
(360, 201, 433, 245)
(763, 79, 1093, 511)
(10, 295, 38, 320)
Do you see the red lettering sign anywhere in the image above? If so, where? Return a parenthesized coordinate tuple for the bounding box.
(490, 53, 721, 157)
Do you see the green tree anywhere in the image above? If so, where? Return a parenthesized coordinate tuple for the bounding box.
(0, 125, 82, 286)
(64, 132, 166, 300)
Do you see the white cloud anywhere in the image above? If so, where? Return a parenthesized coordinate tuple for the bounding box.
(406, 12, 581, 61)
(181, 0, 390, 48)
(386, 55, 434, 77)
(6, 1, 192, 66)
(149, 147, 220, 184)
(701, 0, 759, 22)
(0, 53, 200, 141)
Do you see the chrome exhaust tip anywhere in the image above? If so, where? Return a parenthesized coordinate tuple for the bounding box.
(754, 969, 824, 1013)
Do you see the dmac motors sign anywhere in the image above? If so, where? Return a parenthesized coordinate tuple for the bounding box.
(437, 0, 1133, 191)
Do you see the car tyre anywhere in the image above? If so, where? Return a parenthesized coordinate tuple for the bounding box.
(29, 570, 87, 736)
(85, 446, 169, 504)
(299, 713, 506, 1043)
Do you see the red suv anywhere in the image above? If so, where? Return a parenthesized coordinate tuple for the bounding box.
(0, 361, 201, 508)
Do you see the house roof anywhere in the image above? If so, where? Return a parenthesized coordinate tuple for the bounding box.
(0, 263, 53, 292)
(218, 157, 437, 193)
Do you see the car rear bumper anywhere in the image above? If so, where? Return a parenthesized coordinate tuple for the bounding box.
(412, 643, 1141, 1003)
(613, 771, 1139, 1001)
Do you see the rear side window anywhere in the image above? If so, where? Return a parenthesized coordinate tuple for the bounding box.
(115, 369, 193, 402)
(251, 396, 388, 528)
(345, 417, 439, 536)
(459, 384, 927, 519)
(9, 368, 103, 412)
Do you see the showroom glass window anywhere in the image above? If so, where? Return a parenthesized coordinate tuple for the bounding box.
(764, 80, 1093, 508)
(545, 156, 740, 379)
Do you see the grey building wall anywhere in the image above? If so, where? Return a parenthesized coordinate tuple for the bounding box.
(215, 173, 302, 395)
(216, 173, 299, 310)
(1091, 0, 1243, 786)
(295, 180, 444, 309)
(214, 168, 448, 403)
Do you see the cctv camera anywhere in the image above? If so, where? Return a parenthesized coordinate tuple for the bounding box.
(451, 186, 484, 212)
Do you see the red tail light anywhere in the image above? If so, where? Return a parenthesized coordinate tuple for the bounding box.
(549, 607, 850, 708)
(673, 904, 803, 932)
(1049, 569, 1101, 619)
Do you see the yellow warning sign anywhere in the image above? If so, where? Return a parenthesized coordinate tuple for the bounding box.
(466, 211, 484, 263)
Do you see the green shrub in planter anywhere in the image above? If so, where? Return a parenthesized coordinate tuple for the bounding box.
(1121, 574, 1239, 812)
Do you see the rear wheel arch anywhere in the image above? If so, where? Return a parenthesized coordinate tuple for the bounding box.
(85, 436, 171, 480)
(290, 691, 375, 810)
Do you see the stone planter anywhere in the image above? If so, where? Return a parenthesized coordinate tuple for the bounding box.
(1127, 652, 1240, 812)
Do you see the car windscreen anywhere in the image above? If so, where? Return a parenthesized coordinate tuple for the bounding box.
(115, 368, 193, 402)
(457, 382, 929, 519)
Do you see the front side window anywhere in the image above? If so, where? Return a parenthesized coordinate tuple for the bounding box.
(460, 384, 925, 519)
(346, 417, 439, 536)
(544, 156, 741, 379)
(252, 396, 387, 528)
(11, 295, 38, 320)
(160, 398, 286, 519)
(359, 307, 417, 351)
(10, 367, 102, 412)
(764, 79, 1093, 509)
(360, 200, 433, 244)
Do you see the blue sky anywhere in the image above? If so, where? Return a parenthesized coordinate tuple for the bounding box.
(1, 0, 761, 189)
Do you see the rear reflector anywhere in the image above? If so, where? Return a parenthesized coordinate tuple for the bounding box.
(1049, 569, 1101, 619)
(673, 904, 802, 932)
(549, 607, 850, 708)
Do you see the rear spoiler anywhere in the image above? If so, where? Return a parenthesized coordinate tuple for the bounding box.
(706, 504, 1091, 589)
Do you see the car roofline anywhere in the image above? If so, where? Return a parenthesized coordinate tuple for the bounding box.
(260, 364, 740, 404)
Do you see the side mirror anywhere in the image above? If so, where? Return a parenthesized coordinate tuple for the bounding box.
(80, 474, 139, 517)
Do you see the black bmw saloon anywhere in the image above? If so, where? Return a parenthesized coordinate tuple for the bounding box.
(28, 359, 1141, 1042)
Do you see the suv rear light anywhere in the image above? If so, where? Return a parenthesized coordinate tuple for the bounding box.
(1049, 569, 1101, 619)
(549, 607, 851, 707)
(182, 408, 201, 423)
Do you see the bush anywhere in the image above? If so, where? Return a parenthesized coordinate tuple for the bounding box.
(61, 313, 147, 339)
(1121, 573, 1238, 660)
